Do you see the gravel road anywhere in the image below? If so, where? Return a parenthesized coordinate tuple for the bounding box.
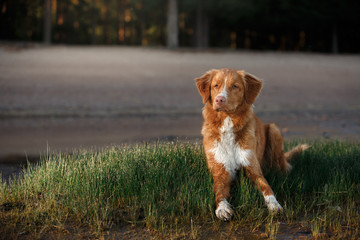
(1, 45, 359, 174)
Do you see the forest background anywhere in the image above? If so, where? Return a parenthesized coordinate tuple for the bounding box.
(1, 0, 360, 53)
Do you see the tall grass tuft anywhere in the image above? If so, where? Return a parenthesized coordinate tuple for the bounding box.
(0, 141, 359, 238)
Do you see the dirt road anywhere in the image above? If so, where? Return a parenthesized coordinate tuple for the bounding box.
(1, 45, 359, 169)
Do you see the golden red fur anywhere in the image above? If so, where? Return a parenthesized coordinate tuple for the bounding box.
(195, 68, 309, 221)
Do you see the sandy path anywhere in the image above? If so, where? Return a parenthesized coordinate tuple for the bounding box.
(1, 46, 359, 170)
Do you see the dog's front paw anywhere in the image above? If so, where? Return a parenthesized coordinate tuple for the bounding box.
(264, 195, 283, 212)
(215, 199, 233, 221)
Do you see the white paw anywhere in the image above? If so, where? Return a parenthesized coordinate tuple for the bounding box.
(264, 195, 283, 212)
(215, 199, 233, 221)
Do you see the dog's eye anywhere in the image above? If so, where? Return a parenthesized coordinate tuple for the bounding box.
(232, 85, 238, 89)
(214, 84, 219, 88)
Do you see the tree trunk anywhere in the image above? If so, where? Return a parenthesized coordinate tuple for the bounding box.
(331, 23, 338, 54)
(103, 0, 111, 44)
(43, 0, 51, 44)
(195, 0, 209, 49)
(167, 0, 178, 48)
(91, 0, 96, 44)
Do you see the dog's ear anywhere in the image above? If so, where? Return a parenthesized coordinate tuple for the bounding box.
(195, 70, 214, 104)
(244, 72, 262, 104)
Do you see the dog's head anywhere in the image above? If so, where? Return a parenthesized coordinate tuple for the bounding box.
(195, 69, 262, 113)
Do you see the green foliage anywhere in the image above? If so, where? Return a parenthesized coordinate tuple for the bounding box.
(0, 141, 359, 238)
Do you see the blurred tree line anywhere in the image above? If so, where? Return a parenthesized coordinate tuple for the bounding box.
(0, 0, 359, 52)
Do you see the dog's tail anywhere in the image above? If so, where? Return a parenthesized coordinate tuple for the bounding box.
(265, 123, 310, 172)
(284, 144, 310, 163)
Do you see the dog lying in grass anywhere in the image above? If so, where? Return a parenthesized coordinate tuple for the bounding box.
(195, 68, 309, 221)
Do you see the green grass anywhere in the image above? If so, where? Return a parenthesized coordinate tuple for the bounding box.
(1, 141, 359, 239)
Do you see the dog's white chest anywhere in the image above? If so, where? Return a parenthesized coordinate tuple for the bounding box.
(210, 117, 252, 178)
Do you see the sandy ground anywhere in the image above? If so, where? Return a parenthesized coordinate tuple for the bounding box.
(1, 45, 360, 179)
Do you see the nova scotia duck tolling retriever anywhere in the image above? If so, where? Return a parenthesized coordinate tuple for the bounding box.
(195, 68, 309, 221)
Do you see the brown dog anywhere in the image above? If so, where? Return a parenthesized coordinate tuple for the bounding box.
(195, 68, 309, 221)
